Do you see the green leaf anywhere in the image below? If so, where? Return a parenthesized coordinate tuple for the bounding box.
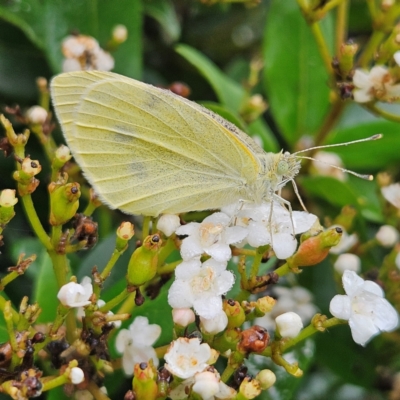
(175, 43, 245, 112)
(144, 0, 180, 43)
(327, 120, 400, 171)
(248, 117, 279, 153)
(263, 0, 333, 145)
(0, 0, 143, 76)
(33, 250, 59, 323)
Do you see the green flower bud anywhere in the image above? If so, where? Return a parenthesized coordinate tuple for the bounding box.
(53, 145, 72, 170)
(132, 361, 158, 400)
(49, 182, 80, 225)
(223, 299, 246, 329)
(127, 234, 162, 287)
(0, 189, 18, 225)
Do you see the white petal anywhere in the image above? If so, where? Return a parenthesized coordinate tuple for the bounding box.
(369, 297, 399, 332)
(175, 259, 202, 280)
(206, 243, 232, 263)
(247, 222, 270, 247)
(176, 223, 200, 236)
(349, 313, 380, 346)
(361, 280, 384, 297)
(194, 295, 223, 319)
(381, 183, 400, 209)
(353, 69, 371, 88)
(353, 89, 373, 103)
(203, 212, 230, 225)
(216, 270, 235, 294)
(168, 280, 194, 309)
(223, 226, 248, 245)
(342, 270, 365, 297)
(329, 295, 351, 320)
(115, 329, 130, 353)
(292, 212, 318, 234)
(180, 236, 204, 260)
(272, 233, 297, 259)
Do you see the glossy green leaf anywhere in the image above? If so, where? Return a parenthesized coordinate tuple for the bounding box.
(248, 117, 279, 152)
(175, 43, 245, 112)
(144, 0, 180, 43)
(263, 0, 333, 145)
(327, 120, 400, 171)
(0, 0, 143, 76)
(33, 250, 59, 323)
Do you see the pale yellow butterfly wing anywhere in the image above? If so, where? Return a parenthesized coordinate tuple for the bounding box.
(51, 71, 264, 216)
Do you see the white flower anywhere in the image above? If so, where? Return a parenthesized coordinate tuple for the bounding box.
(329, 226, 358, 254)
(70, 367, 85, 384)
(115, 316, 161, 375)
(157, 214, 181, 237)
(200, 311, 228, 335)
(223, 201, 317, 260)
(26, 106, 48, 125)
(376, 225, 399, 247)
(112, 24, 128, 43)
(334, 253, 361, 274)
(168, 258, 234, 319)
(61, 34, 114, 72)
(164, 337, 212, 379)
(381, 183, 400, 209)
(312, 151, 346, 181)
(0, 189, 18, 207)
(176, 212, 247, 262)
(353, 66, 400, 103)
(255, 286, 318, 332)
(172, 308, 196, 327)
(57, 277, 93, 308)
(329, 270, 399, 346)
(275, 312, 303, 338)
(169, 369, 236, 400)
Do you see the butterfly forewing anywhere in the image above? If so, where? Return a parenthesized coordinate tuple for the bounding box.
(51, 71, 264, 216)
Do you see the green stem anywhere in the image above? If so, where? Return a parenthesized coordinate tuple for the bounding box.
(310, 22, 333, 74)
(100, 288, 129, 312)
(100, 249, 125, 280)
(335, 0, 348, 53)
(358, 30, 385, 68)
(21, 195, 52, 251)
(157, 259, 181, 275)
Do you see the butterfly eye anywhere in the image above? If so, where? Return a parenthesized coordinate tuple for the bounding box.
(277, 160, 289, 176)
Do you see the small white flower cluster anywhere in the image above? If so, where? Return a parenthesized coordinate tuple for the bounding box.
(115, 316, 161, 375)
(330, 270, 398, 346)
(352, 65, 400, 103)
(255, 286, 318, 335)
(165, 337, 236, 399)
(159, 201, 317, 331)
(61, 34, 114, 72)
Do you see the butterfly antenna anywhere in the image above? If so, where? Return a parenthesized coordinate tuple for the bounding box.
(292, 134, 383, 155)
(296, 155, 374, 180)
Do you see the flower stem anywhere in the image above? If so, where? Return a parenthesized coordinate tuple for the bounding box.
(310, 22, 333, 74)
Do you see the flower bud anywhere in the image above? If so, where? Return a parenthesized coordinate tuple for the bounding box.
(70, 367, 85, 384)
(289, 227, 342, 267)
(256, 369, 276, 390)
(127, 234, 162, 287)
(338, 42, 358, 78)
(223, 299, 246, 328)
(53, 145, 72, 169)
(0, 189, 18, 225)
(192, 371, 220, 399)
(239, 376, 261, 399)
(172, 308, 195, 327)
(116, 221, 135, 251)
(112, 24, 128, 43)
(57, 280, 92, 308)
(132, 361, 158, 400)
(157, 214, 180, 236)
(49, 182, 80, 225)
(200, 311, 228, 335)
(21, 157, 42, 178)
(26, 106, 48, 125)
(334, 253, 361, 274)
(275, 312, 303, 338)
(255, 296, 276, 314)
(376, 225, 399, 247)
